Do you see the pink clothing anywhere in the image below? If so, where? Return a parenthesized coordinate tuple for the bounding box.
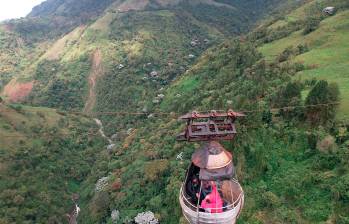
(201, 183, 223, 213)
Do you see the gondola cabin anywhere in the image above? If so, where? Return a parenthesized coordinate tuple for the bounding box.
(177, 111, 245, 224)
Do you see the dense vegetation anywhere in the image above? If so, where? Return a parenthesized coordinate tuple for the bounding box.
(0, 28, 19, 86)
(28, 55, 90, 110)
(257, 0, 349, 117)
(76, 37, 349, 223)
(0, 26, 34, 88)
(94, 9, 222, 132)
(0, 0, 289, 115)
(0, 105, 105, 223)
(0, 0, 348, 223)
(6, 0, 115, 43)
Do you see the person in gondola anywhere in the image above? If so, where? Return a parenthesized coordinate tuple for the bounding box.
(186, 176, 200, 204)
(198, 181, 212, 203)
(200, 182, 223, 213)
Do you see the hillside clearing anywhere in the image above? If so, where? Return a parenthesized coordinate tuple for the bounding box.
(2, 79, 34, 102)
(84, 49, 104, 114)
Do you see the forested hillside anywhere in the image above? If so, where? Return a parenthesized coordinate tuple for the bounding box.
(0, 0, 287, 111)
(77, 0, 349, 223)
(0, 0, 348, 223)
(79, 33, 348, 224)
(0, 104, 105, 223)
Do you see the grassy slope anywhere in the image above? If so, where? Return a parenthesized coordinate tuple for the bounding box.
(0, 103, 106, 224)
(259, 6, 349, 118)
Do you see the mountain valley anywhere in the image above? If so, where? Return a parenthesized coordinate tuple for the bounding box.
(0, 0, 349, 223)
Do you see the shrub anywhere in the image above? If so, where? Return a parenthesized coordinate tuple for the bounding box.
(305, 78, 317, 87)
(111, 180, 122, 191)
(278, 46, 294, 62)
(9, 104, 23, 113)
(333, 174, 349, 203)
(303, 17, 321, 35)
(307, 132, 318, 150)
(90, 192, 110, 218)
(336, 215, 349, 224)
(294, 62, 305, 72)
(144, 160, 169, 181)
(296, 44, 309, 54)
(316, 135, 337, 152)
(2, 124, 11, 130)
(36, 111, 45, 119)
(275, 81, 303, 120)
(261, 191, 281, 208)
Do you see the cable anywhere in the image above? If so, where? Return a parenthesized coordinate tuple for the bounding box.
(0, 130, 100, 138)
(2, 117, 348, 139)
(0, 101, 341, 117)
(0, 102, 347, 140)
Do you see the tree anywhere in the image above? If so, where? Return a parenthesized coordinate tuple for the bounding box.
(276, 82, 303, 120)
(90, 192, 110, 220)
(296, 44, 309, 55)
(305, 80, 340, 124)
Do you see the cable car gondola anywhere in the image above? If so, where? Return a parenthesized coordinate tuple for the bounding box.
(177, 110, 245, 224)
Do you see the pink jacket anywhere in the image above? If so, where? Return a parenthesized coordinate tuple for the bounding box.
(201, 183, 223, 213)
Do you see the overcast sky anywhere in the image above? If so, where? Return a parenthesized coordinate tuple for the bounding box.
(0, 0, 46, 21)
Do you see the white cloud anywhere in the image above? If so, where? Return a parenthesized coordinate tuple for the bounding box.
(0, 0, 46, 21)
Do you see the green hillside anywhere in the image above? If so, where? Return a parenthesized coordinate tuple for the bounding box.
(258, 0, 349, 118)
(1, 0, 288, 127)
(77, 38, 349, 223)
(0, 0, 348, 224)
(0, 104, 106, 223)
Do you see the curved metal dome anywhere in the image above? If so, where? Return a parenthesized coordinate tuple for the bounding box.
(192, 141, 233, 170)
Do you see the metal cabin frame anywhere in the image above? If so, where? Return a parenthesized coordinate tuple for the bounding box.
(177, 110, 245, 142)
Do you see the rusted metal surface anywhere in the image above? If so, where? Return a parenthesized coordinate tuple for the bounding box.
(199, 162, 234, 181)
(179, 110, 245, 120)
(177, 110, 245, 142)
(192, 141, 232, 170)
